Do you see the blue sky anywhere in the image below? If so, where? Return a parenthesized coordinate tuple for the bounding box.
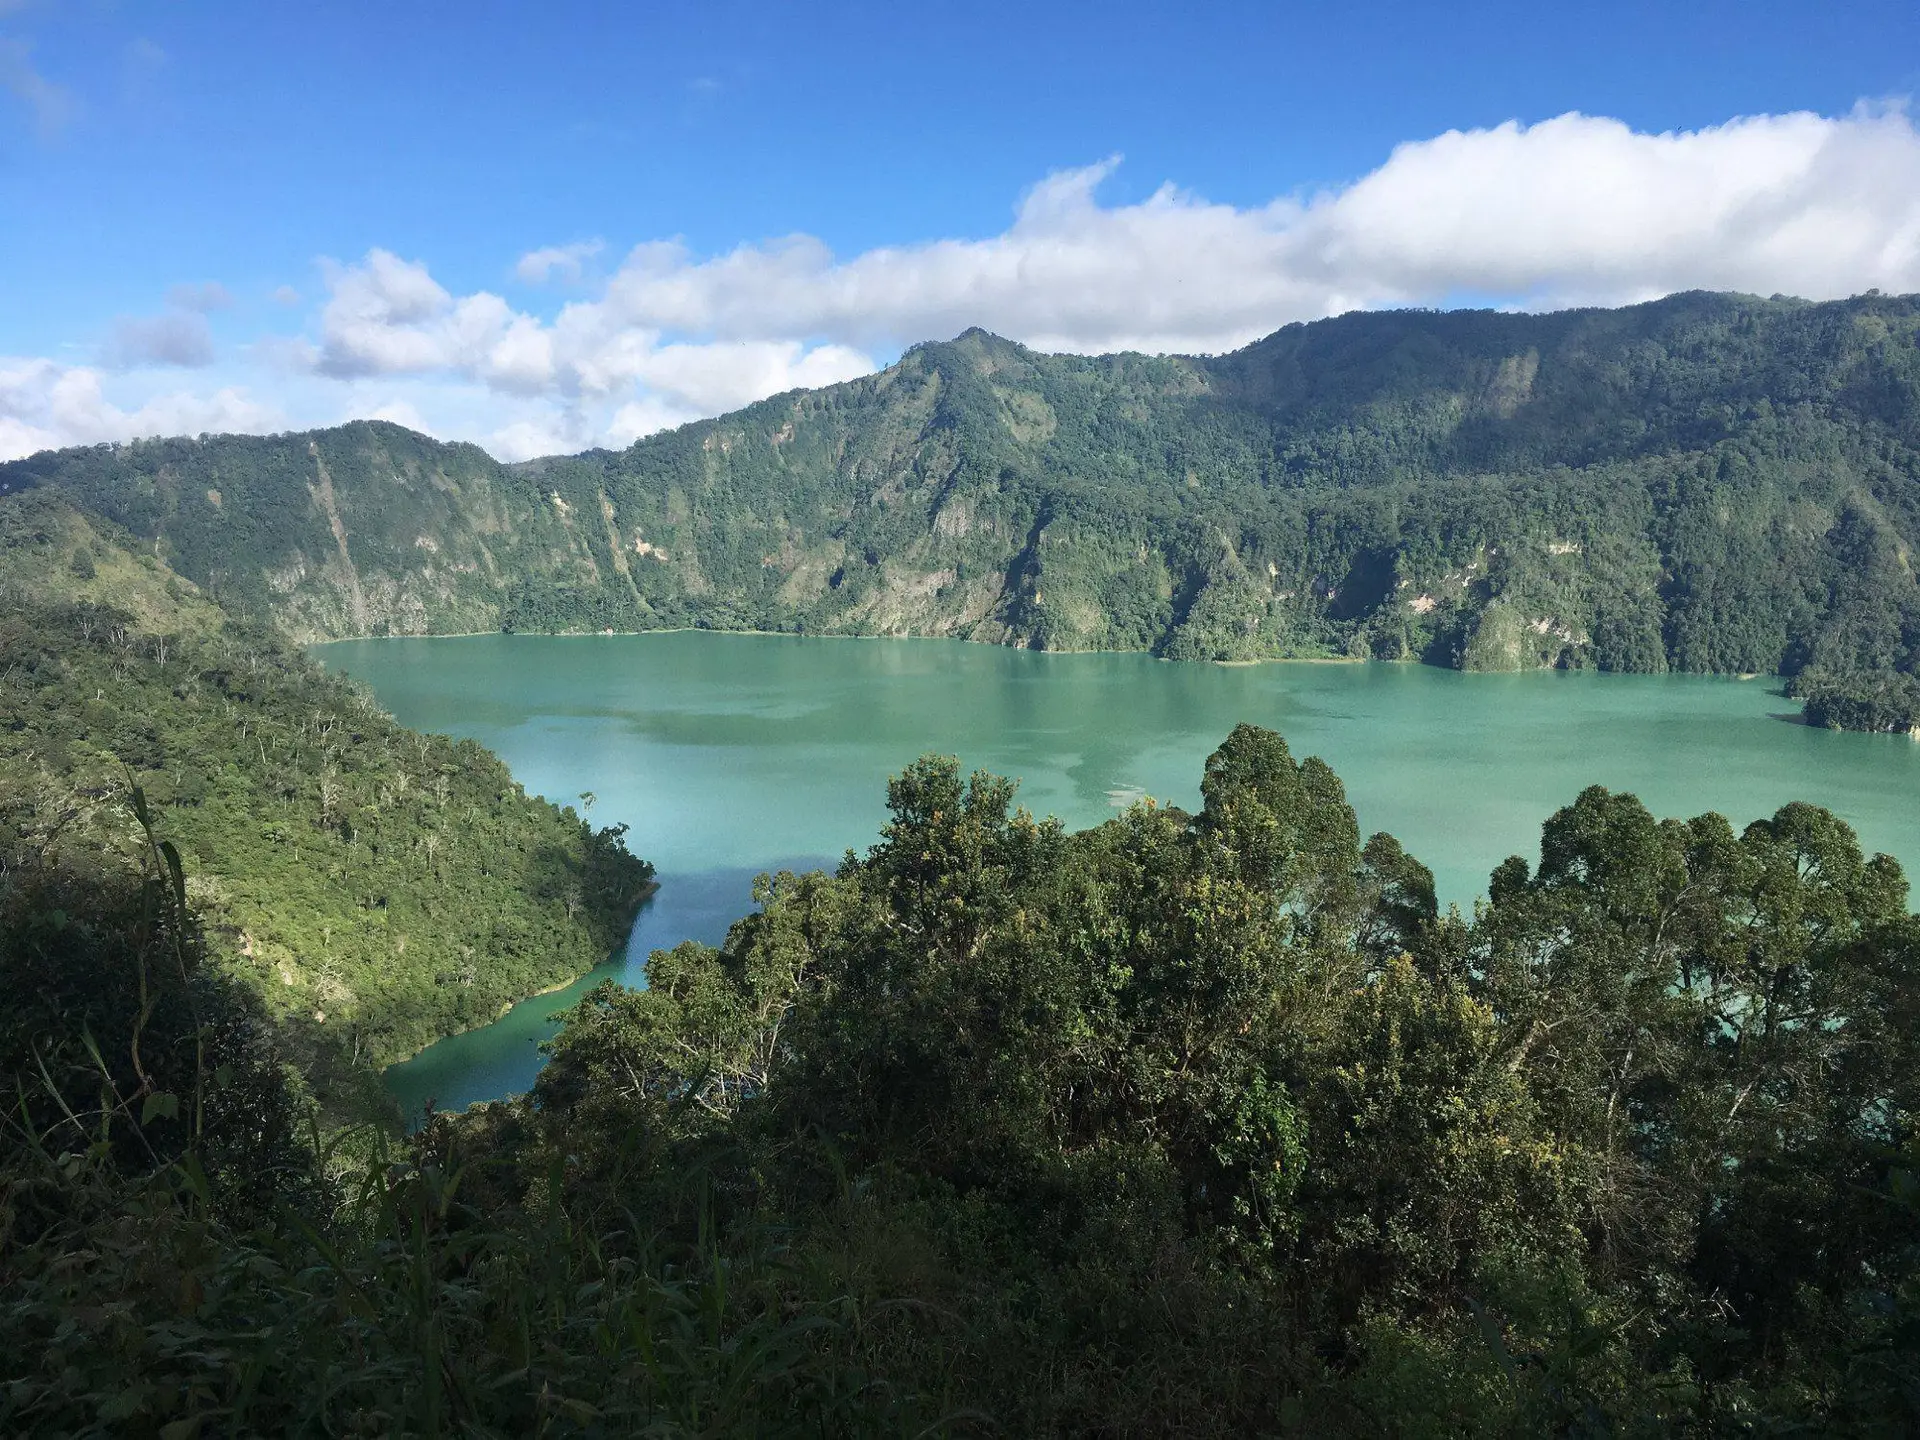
(5, 0, 1920, 459)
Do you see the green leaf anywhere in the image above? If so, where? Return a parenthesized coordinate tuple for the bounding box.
(98, 1383, 153, 1421)
(141, 1090, 181, 1125)
(174, 1153, 213, 1207)
(160, 839, 187, 905)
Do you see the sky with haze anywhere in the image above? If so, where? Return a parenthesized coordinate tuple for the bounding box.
(4, 0, 1920, 462)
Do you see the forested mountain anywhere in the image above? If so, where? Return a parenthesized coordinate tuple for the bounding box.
(6, 290, 1919, 725)
(0, 491, 653, 1104)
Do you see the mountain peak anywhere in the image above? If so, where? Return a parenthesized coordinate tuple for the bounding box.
(915, 325, 1022, 353)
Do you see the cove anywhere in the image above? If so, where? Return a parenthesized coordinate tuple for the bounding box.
(313, 632, 1920, 1122)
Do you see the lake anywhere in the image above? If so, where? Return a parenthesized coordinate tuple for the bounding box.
(313, 632, 1920, 1122)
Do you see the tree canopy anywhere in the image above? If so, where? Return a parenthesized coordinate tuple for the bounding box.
(11, 728, 1910, 1433)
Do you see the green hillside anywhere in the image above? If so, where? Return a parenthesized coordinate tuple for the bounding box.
(0, 492, 654, 1103)
(5, 290, 1919, 719)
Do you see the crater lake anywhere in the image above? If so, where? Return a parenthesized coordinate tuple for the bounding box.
(312, 632, 1920, 1122)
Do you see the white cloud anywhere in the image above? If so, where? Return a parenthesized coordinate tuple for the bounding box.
(623, 338, 874, 414)
(0, 357, 281, 461)
(1295, 106, 1920, 313)
(313, 249, 454, 375)
(487, 416, 589, 463)
(593, 341, 873, 445)
(307, 248, 877, 423)
(293, 106, 1920, 446)
(605, 397, 696, 448)
(106, 311, 216, 369)
(10, 105, 1920, 462)
(516, 240, 604, 284)
(564, 107, 1920, 353)
(272, 284, 302, 306)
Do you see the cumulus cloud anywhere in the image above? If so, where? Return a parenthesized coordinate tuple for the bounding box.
(106, 311, 216, 369)
(294, 107, 1920, 447)
(0, 357, 280, 461)
(364, 398, 433, 433)
(568, 107, 1920, 354)
(516, 240, 604, 284)
(12, 105, 1920, 461)
(307, 247, 875, 420)
(487, 415, 591, 463)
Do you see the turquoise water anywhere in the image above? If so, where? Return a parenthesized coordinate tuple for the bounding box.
(313, 633, 1920, 1121)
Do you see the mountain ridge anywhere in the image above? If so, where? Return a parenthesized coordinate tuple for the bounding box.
(4, 289, 1917, 705)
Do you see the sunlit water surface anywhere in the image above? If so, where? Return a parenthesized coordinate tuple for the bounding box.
(311, 633, 1920, 1121)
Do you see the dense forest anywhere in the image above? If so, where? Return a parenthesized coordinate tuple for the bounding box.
(4, 726, 1915, 1433)
(0, 491, 653, 1105)
(5, 290, 1919, 729)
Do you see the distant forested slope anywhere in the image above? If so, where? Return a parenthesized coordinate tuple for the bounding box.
(6, 291, 1918, 714)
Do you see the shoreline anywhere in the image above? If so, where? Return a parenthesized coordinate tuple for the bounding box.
(311, 627, 1820, 686)
(312, 624, 1378, 668)
(381, 878, 660, 1071)
(310, 629, 1843, 740)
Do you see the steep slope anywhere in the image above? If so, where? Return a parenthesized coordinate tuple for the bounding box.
(0, 491, 655, 1102)
(0, 487, 227, 637)
(0, 427, 577, 642)
(6, 291, 1919, 683)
